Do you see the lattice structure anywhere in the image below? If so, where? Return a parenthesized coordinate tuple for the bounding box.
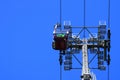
(52, 0, 111, 80)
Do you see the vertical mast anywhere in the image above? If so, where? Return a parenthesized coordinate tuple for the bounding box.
(82, 39, 91, 80)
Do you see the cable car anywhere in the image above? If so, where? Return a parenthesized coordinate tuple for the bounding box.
(52, 33, 68, 50)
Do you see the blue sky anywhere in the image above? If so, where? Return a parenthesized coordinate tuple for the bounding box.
(0, 0, 119, 80)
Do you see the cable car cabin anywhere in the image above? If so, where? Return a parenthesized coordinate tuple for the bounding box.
(52, 33, 68, 50)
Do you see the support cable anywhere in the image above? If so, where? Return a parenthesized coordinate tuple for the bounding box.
(108, 65, 110, 80)
(60, 65, 62, 80)
(108, 0, 111, 28)
(75, 0, 86, 40)
(59, 52, 63, 80)
(107, 53, 111, 80)
(83, 0, 86, 39)
(59, 0, 62, 30)
(108, 0, 111, 80)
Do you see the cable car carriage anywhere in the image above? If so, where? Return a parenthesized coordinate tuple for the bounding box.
(52, 24, 70, 50)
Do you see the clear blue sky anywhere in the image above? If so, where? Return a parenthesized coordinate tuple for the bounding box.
(0, 0, 119, 80)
